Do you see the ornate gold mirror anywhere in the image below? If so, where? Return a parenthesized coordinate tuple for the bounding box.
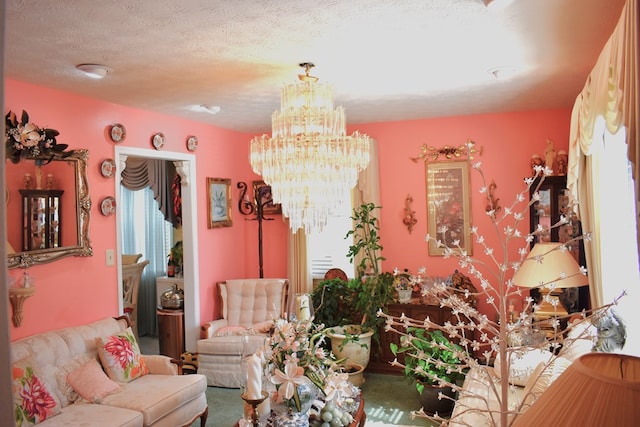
(5, 149, 92, 268)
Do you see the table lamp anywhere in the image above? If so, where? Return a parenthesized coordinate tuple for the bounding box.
(513, 242, 588, 319)
(513, 353, 640, 426)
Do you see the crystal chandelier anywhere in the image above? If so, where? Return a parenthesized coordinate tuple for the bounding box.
(250, 63, 371, 234)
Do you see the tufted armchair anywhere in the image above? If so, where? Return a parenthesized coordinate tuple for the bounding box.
(196, 278, 289, 387)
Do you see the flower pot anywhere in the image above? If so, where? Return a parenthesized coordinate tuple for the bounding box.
(345, 363, 365, 387)
(416, 382, 457, 416)
(326, 325, 373, 368)
(397, 289, 412, 303)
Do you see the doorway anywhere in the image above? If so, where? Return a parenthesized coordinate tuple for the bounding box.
(114, 146, 200, 352)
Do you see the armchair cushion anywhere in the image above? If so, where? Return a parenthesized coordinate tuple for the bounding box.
(215, 326, 249, 336)
(221, 278, 288, 326)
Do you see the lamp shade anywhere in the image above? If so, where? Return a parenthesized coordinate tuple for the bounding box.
(513, 242, 588, 289)
(513, 353, 640, 426)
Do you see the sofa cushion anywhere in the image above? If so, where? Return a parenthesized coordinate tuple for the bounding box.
(12, 355, 62, 426)
(66, 358, 120, 403)
(96, 327, 149, 383)
(522, 356, 572, 407)
(54, 354, 95, 405)
(493, 348, 553, 386)
(558, 318, 596, 361)
(35, 402, 143, 427)
(99, 373, 207, 425)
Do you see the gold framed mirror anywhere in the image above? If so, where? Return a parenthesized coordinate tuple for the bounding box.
(6, 149, 93, 268)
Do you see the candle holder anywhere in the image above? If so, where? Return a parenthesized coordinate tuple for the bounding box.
(241, 390, 268, 427)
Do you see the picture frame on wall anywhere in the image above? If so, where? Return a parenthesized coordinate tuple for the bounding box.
(252, 180, 281, 215)
(207, 177, 232, 228)
(425, 160, 472, 256)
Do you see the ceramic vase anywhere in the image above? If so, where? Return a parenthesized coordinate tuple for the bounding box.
(398, 289, 412, 303)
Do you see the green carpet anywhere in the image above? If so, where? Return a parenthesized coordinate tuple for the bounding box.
(190, 372, 434, 427)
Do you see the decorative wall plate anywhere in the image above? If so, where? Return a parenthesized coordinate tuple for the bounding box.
(152, 132, 165, 150)
(110, 123, 126, 143)
(100, 159, 116, 178)
(100, 196, 116, 216)
(187, 136, 198, 152)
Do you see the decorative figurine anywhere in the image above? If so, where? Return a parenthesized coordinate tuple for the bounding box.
(24, 173, 32, 189)
(556, 150, 568, 175)
(544, 138, 556, 172)
(530, 154, 544, 176)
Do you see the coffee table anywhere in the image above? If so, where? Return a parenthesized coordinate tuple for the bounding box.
(234, 396, 366, 427)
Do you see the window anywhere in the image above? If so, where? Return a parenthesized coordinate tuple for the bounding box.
(595, 122, 639, 356)
(307, 201, 355, 281)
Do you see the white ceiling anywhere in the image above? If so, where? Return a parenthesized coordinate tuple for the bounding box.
(4, 0, 626, 134)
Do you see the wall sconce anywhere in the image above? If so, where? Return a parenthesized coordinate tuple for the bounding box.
(403, 194, 418, 234)
(9, 286, 36, 327)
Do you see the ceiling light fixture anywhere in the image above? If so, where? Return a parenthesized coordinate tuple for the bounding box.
(488, 66, 517, 79)
(249, 62, 371, 234)
(76, 63, 111, 79)
(199, 105, 221, 115)
(482, 0, 515, 10)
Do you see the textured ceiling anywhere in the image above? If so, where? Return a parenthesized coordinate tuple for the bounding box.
(4, 0, 626, 133)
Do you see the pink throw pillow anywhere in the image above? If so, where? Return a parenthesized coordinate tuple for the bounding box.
(66, 359, 120, 402)
(96, 327, 149, 383)
(12, 356, 61, 425)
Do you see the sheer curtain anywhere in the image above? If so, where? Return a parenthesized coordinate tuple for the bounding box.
(567, 0, 639, 356)
(121, 186, 172, 337)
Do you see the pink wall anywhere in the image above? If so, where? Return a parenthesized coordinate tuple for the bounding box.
(5, 78, 571, 340)
(5, 79, 288, 340)
(353, 109, 571, 315)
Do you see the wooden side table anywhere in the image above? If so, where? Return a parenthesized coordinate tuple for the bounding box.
(157, 307, 184, 359)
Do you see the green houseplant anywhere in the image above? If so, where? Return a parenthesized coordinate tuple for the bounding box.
(390, 327, 468, 415)
(319, 203, 395, 368)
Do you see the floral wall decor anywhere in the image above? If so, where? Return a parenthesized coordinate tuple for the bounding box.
(5, 110, 70, 165)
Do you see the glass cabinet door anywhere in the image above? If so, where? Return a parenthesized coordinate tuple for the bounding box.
(19, 189, 63, 251)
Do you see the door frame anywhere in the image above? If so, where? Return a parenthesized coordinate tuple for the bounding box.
(114, 146, 200, 352)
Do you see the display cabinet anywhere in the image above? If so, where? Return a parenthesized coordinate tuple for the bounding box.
(19, 189, 63, 251)
(528, 175, 589, 313)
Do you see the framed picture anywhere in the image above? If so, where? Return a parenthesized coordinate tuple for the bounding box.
(425, 160, 472, 256)
(252, 180, 281, 215)
(207, 178, 232, 228)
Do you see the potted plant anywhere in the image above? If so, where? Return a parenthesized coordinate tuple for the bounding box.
(390, 328, 468, 416)
(167, 241, 183, 277)
(322, 203, 395, 368)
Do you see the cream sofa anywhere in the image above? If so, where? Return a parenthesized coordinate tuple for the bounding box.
(450, 319, 597, 426)
(11, 316, 208, 427)
(197, 278, 289, 387)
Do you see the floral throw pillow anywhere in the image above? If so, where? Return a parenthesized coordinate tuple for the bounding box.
(96, 327, 149, 383)
(12, 356, 61, 426)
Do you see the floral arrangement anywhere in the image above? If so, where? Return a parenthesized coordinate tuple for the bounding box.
(392, 267, 424, 292)
(379, 158, 620, 427)
(5, 110, 69, 165)
(264, 318, 357, 416)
